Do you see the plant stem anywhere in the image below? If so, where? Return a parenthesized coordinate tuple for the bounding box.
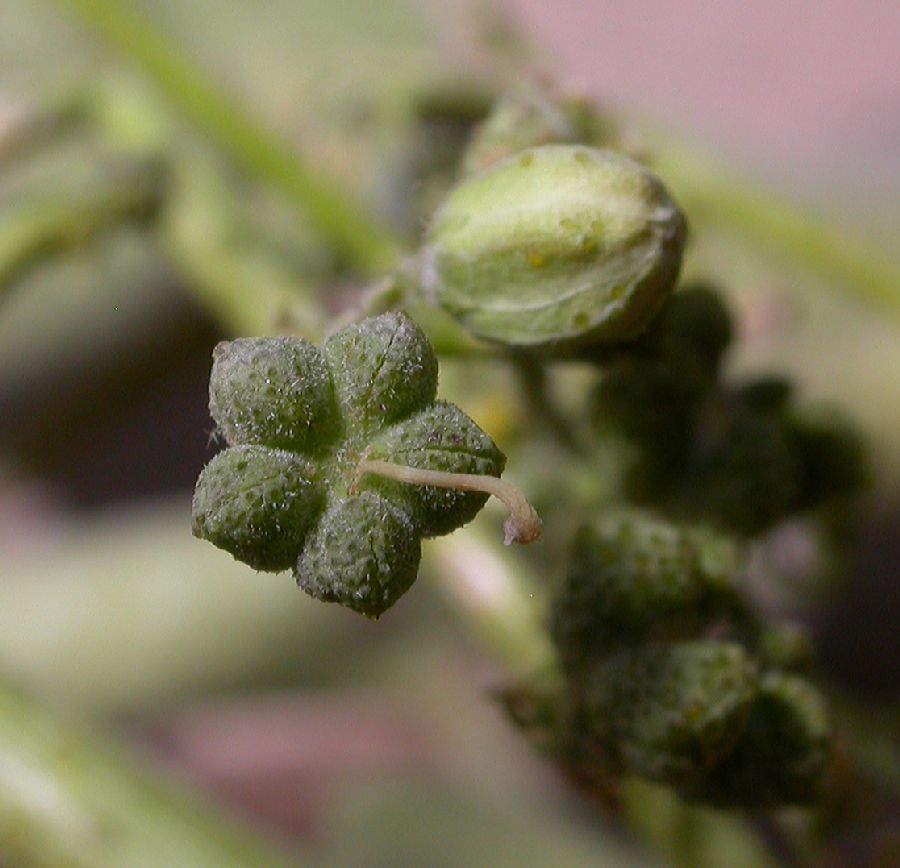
(654, 141, 900, 322)
(0, 681, 299, 868)
(50, 0, 402, 275)
(0, 161, 161, 296)
(510, 352, 587, 456)
(353, 457, 543, 544)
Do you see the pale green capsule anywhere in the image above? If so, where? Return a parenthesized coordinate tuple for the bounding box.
(421, 145, 687, 349)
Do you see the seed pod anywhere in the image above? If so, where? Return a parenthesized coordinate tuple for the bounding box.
(295, 492, 422, 619)
(421, 144, 686, 349)
(324, 311, 438, 435)
(583, 641, 758, 785)
(209, 336, 337, 453)
(192, 312, 506, 617)
(363, 400, 506, 537)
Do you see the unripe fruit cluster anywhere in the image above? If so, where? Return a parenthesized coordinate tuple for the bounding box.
(551, 509, 832, 807)
(591, 286, 865, 535)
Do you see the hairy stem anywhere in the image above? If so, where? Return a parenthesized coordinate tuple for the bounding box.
(51, 0, 402, 274)
(353, 458, 543, 545)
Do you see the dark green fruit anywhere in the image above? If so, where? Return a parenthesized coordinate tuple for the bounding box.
(552, 510, 739, 669)
(584, 641, 758, 785)
(192, 312, 504, 617)
(685, 672, 831, 806)
(295, 492, 422, 618)
(192, 446, 323, 572)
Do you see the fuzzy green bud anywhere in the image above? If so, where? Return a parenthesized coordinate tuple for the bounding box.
(421, 144, 687, 349)
(583, 642, 758, 786)
(552, 510, 739, 670)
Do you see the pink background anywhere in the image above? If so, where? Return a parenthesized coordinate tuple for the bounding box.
(500, 0, 900, 199)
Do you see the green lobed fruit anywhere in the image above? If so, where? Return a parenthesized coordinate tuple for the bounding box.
(684, 672, 831, 806)
(324, 309, 439, 435)
(551, 510, 739, 670)
(295, 491, 422, 619)
(191, 446, 323, 572)
(209, 336, 337, 453)
(421, 144, 687, 349)
(583, 641, 758, 785)
(192, 312, 505, 617)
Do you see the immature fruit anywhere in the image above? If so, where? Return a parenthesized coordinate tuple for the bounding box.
(685, 672, 831, 806)
(422, 144, 686, 349)
(552, 510, 739, 671)
(192, 312, 505, 618)
(583, 641, 758, 785)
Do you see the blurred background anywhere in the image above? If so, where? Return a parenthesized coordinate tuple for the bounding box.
(0, 1, 897, 866)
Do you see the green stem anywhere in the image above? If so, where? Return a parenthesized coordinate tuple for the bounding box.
(50, 0, 402, 275)
(161, 155, 326, 338)
(0, 681, 299, 868)
(510, 353, 588, 456)
(0, 161, 161, 295)
(654, 141, 900, 322)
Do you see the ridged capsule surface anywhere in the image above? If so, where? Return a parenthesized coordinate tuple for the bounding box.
(423, 144, 686, 349)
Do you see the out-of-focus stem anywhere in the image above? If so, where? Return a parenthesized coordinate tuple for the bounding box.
(0, 162, 161, 295)
(0, 682, 299, 868)
(161, 156, 325, 338)
(50, 0, 402, 275)
(654, 141, 900, 323)
(427, 530, 557, 680)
